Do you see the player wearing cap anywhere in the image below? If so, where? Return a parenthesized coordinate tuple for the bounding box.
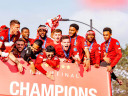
(84, 30, 100, 68)
(100, 27, 123, 85)
(35, 25, 53, 49)
(35, 45, 60, 80)
(21, 27, 34, 48)
(69, 23, 90, 70)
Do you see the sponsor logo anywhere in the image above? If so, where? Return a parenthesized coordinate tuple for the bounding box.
(116, 42, 119, 45)
(0, 36, 4, 40)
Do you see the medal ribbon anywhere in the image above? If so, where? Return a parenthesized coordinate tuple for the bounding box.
(62, 46, 70, 58)
(39, 37, 47, 48)
(105, 37, 111, 53)
(8, 29, 15, 42)
(89, 42, 94, 52)
(70, 35, 78, 46)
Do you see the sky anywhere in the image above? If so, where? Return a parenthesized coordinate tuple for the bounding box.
(0, 0, 128, 48)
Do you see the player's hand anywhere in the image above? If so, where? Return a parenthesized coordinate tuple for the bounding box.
(59, 58, 67, 62)
(103, 56, 111, 64)
(107, 66, 112, 72)
(43, 58, 47, 62)
(30, 63, 36, 74)
(116, 78, 123, 85)
(2, 57, 9, 62)
(17, 63, 23, 73)
(83, 57, 87, 64)
(84, 61, 90, 71)
(72, 54, 81, 64)
(94, 64, 100, 68)
(46, 72, 54, 81)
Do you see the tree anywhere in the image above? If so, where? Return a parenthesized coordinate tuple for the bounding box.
(112, 45, 128, 96)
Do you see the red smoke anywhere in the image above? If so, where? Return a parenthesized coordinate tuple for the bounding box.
(79, 0, 128, 9)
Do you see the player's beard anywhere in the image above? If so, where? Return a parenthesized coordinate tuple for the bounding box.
(40, 34, 46, 40)
(71, 32, 77, 38)
(88, 37, 95, 43)
(17, 48, 22, 53)
(23, 36, 29, 41)
(88, 39, 94, 43)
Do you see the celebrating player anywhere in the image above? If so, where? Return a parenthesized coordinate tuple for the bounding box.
(21, 27, 34, 48)
(11, 39, 25, 58)
(21, 39, 43, 74)
(84, 30, 100, 68)
(35, 45, 60, 80)
(69, 23, 90, 70)
(0, 20, 20, 53)
(100, 27, 123, 85)
(35, 25, 53, 49)
(55, 35, 72, 62)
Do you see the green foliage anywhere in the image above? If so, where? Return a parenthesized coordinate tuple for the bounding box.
(112, 45, 128, 96)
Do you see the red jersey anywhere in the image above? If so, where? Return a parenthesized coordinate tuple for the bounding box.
(0, 29, 20, 51)
(55, 44, 73, 62)
(100, 37, 122, 67)
(12, 51, 21, 58)
(35, 52, 60, 75)
(35, 36, 53, 48)
(70, 35, 85, 60)
(0, 28, 20, 42)
(21, 38, 34, 48)
(84, 40, 100, 65)
(45, 41, 61, 49)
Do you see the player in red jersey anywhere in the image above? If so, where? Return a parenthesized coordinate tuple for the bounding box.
(0, 25, 8, 32)
(55, 35, 73, 63)
(35, 25, 53, 49)
(69, 23, 90, 70)
(51, 29, 62, 47)
(0, 20, 23, 72)
(35, 45, 60, 80)
(84, 30, 100, 68)
(100, 27, 123, 85)
(0, 20, 20, 53)
(11, 39, 25, 58)
(21, 27, 34, 48)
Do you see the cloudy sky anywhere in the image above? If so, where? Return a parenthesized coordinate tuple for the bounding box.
(0, 0, 128, 48)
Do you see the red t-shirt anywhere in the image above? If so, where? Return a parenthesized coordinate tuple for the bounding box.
(12, 51, 21, 58)
(35, 36, 53, 48)
(0, 28, 20, 42)
(100, 37, 122, 67)
(55, 44, 73, 62)
(70, 35, 85, 61)
(0, 28, 20, 51)
(35, 52, 60, 75)
(84, 40, 100, 65)
(21, 38, 34, 48)
(45, 41, 61, 48)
